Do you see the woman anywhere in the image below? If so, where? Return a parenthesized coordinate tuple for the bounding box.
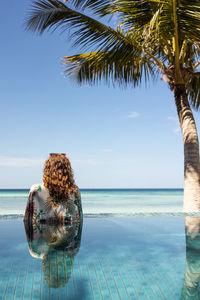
(24, 153, 82, 225)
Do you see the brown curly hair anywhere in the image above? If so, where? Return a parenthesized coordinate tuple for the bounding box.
(43, 153, 78, 202)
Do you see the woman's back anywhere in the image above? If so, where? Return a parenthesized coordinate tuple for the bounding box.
(24, 154, 82, 225)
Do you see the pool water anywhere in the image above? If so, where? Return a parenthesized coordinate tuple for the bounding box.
(0, 216, 199, 299)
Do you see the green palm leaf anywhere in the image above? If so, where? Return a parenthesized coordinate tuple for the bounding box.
(63, 50, 157, 86)
(67, 0, 110, 15)
(187, 72, 200, 109)
(26, 0, 134, 52)
(26, 0, 200, 106)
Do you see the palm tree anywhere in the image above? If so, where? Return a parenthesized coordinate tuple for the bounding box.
(27, 0, 200, 211)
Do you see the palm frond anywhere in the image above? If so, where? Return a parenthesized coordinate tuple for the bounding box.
(27, 0, 200, 95)
(187, 72, 200, 109)
(103, 0, 172, 34)
(67, 0, 110, 15)
(105, 0, 200, 42)
(63, 50, 157, 86)
(178, 0, 200, 41)
(26, 0, 138, 52)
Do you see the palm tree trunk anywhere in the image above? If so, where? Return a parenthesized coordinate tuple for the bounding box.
(174, 84, 200, 212)
(181, 216, 200, 299)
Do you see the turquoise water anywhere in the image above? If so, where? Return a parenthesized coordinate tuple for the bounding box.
(0, 189, 183, 215)
(0, 215, 198, 299)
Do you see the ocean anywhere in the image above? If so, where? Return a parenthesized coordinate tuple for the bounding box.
(0, 189, 183, 215)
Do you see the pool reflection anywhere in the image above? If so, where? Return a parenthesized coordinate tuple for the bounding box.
(182, 216, 200, 299)
(24, 220, 82, 288)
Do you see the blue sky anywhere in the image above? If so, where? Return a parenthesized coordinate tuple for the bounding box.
(1, 0, 200, 188)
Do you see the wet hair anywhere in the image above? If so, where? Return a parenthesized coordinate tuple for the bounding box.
(43, 153, 78, 201)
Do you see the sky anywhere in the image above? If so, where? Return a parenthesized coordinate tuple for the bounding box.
(1, 0, 200, 189)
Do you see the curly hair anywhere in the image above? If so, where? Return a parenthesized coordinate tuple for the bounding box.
(43, 153, 78, 202)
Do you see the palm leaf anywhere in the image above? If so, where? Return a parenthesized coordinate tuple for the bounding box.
(187, 72, 200, 109)
(27, 0, 200, 96)
(27, 0, 166, 69)
(67, 0, 111, 15)
(26, 0, 133, 52)
(63, 50, 157, 86)
(178, 0, 200, 41)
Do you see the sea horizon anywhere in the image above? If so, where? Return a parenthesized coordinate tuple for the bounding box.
(0, 188, 184, 216)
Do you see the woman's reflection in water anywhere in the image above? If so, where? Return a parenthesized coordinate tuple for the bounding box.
(181, 216, 200, 299)
(24, 219, 82, 288)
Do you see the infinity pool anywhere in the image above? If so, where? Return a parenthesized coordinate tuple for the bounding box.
(0, 215, 199, 299)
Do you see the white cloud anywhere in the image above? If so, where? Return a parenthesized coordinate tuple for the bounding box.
(0, 156, 45, 167)
(125, 111, 140, 119)
(0, 156, 105, 168)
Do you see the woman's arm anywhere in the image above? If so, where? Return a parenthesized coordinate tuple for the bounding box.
(24, 190, 34, 223)
(24, 184, 41, 223)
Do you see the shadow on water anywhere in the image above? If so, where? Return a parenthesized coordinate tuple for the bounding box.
(23, 218, 83, 294)
(182, 216, 200, 299)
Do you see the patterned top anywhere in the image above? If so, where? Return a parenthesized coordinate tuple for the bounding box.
(24, 183, 82, 225)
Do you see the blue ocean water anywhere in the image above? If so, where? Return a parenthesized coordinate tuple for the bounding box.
(0, 189, 183, 215)
(0, 216, 194, 299)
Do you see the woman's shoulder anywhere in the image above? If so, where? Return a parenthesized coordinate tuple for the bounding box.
(29, 183, 49, 198)
(30, 183, 43, 192)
